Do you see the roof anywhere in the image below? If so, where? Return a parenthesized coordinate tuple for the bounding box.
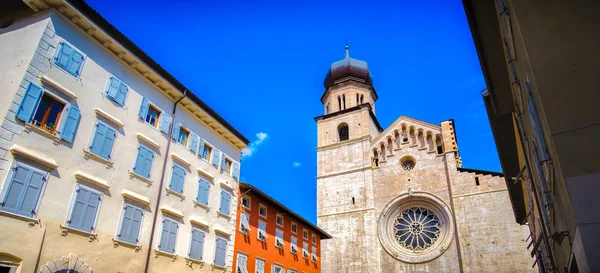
(239, 182, 333, 239)
(45, 0, 250, 145)
(323, 46, 374, 89)
(457, 167, 503, 177)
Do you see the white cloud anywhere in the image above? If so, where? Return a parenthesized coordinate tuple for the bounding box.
(241, 132, 269, 159)
(292, 162, 302, 168)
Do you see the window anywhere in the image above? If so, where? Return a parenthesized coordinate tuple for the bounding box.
(258, 203, 267, 218)
(302, 242, 309, 258)
(356, 93, 359, 104)
(290, 236, 298, 254)
(214, 236, 228, 266)
(526, 82, 550, 161)
(338, 123, 349, 141)
(337, 96, 341, 110)
(0, 162, 47, 218)
(302, 229, 308, 240)
(360, 94, 364, 104)
(146, 105, 161, 128)
(312, 234, 317, 244)
(133, 144, 154, 178)
(237, 253, 249, 273)
(67, 185, 102, 233)
(289, 270, 297, 273)
(255, 258, 265, 273)
(272, 265, 284, 273)
(189, 228, 205, 261)
(106, 76, 128, 106)
(16, 83, 80, 142)
(311, 246, 318, 262)
(55, 41, 84, 77)
(117, 203, 143, 244)
(222, 157, 232, 175)
(475, 177, 480, 186)
(201, 143, 213, 161)
(257, 220, 267, 241)
(241, 196, 251, 210)
(219, 189, 231, 215)
(196, 178, 211, 206)
(0, 264, 17, 273)
(342, 94, 346, 109)
(139, 98, 170, 132)
(172, 121, 189, 146)
(169, 163, 186, 194)
(276, 213, 284, 227)
(275, 229, 284, 248)
(239, 212, 251, 234)
(326, 103, 330, 114)
(89, 121, 117, 160)
(291, 222, 297, 234)
(158, 217, 178, 253)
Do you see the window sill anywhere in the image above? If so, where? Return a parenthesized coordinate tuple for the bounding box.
(193, 200, 210, 211)
(60, 225, 97, 242)
(185, 257, 205, 266)
(129, 170, 152, 184)
(83, 149, 113, 168)
(217, 211, 231, 219)
(0, 209, 40, 226)
(211, 264, 227, 271)
(165, 187, 185, 201)
(24, 123, 61, 143)
(154, 249, 177, 261)
(112, 238, 141, 251)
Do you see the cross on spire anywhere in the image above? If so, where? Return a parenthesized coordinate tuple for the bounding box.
(345, 39, 350, 58)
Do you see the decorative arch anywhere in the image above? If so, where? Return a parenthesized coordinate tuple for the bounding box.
(337, 123, 349, 141)
(39, 254, 92, 273)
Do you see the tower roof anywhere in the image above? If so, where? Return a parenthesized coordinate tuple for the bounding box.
(323, 45, 373, 88)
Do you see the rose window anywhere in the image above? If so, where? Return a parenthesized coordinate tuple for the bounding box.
(394, 207, 440, 251)
(401, 158, 415, 171)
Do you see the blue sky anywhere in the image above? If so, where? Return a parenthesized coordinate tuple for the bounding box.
(86, 0, 498, 224)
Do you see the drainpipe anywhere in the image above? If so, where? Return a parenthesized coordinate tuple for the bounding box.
(143, 90, 187, 273)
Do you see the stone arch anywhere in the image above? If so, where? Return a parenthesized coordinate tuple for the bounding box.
(393, 129, 401, 149)
(417, 129, 425, 148)
(380, 142, 386, 158)
(337, 122, 349, 141)
(386, 136, 394, 155)
(401, 124, 408, 142)
(372, 149, 380, 167)
(409, 126, 416, 145)
(39, 254, 93, 273)
(435, 134, 444, 154)
(426, 131, 434, 152)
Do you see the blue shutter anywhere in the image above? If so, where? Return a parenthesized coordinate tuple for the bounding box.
(89, 122, 107, 156)
(198, 138, 205, 158)
(101, 126, 116, 159)
(130, 206, 143, 243)
(118, 205, 133, 242)
(215, 237, 226, 266)
(16, 83, 43, 122)
(167, 219, 178, 253)
(56, 42, 73, 68)
(17, 170, 45, 217)
(189, 133, 199, 153)
(171, 120, 180, 139)
(59, 105, 80, 142)
(106, 77, 120, 101)
(134, 145, 154, 178)
(197, 179, 210, 205)
(232, 162, 240, 181)
(220, 155, 226, 173)
(82, 191, 100, 231)
(116, 82, 128, 106)
(69, 187, 89, 231)
(0, 165, 46, 218)
(220, 190, 230, 215)
(1, 166, 31, 213)
(169, 164, 186, 193)
(159, 219, 171, 252)
(159, 113, 171, 133)
(190, 229, 205, 260)
(138, 98, 149, 119)
(211, 149, 220, 167)
(68, 50, 84, 76)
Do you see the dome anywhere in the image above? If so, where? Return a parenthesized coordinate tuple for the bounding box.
(324, 46, 373, 88)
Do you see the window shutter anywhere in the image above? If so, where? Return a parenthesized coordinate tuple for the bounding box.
(16, 83, 43, 122)
(215, 238, 226, 266)
(56, 42, 73, 68)
(159, 113, 171, 133)
(69, 50, 84, 76)
(159, 219, 171, 252)
(59, 105, 80, 142)
(197, 179, 210, 205)
(190, 229, 205, 260)
(171, 120, 180, 139)
(138, 98, 149, 119)
(211, 149, 220, 167)
(118, 205, 133, 242)
(170, 164, 185, 193)
(101, 126, 116, 159)
(135, 146, 154, 178)
(17, 170, 45, 217)
(90, 122, 107, 157)
(220, 190, 230, 215)
(130, 206, 143, 243)
(168, 219, 178, 253)
(116, 82, 128, 105)
(232, 162, 240, 181)
(189, 133, 199, 153)
(1, 166, 31, 213)
(106, 77, 120, 101)
(220, 155, 226, 173)
(198, 138, 205, 158)
(69, 187, 90, 230)
(82, 191, 100, 232)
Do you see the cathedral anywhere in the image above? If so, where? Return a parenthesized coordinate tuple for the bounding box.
(315, 47, 536, 273)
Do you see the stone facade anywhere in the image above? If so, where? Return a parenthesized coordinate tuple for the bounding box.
(316, 54, 536, 272)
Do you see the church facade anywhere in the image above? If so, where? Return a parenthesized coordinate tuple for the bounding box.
(315, 47, 536, 272)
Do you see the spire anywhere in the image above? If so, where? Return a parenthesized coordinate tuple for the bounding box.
(345, 40, 349, 58)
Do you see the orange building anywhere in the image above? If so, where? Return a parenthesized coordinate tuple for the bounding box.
(232, 183, 332, 273)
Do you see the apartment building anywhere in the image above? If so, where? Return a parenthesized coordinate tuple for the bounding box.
(232, 183, 331, 273)
(463, 0, 600, 272)
(0, 1, 249, 272)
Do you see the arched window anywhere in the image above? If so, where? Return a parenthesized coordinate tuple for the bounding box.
(338, 123, 349, 141)
(337, 96, 341, 111)
(326, 103, 330, 114)
(342, 94, 346, 109)
(356, 93, 359, 104)
(360, 94, 364, 104)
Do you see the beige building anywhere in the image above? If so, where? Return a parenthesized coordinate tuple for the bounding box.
(463, 0, 600, 272)
(0, 1, 248, 272)
(316, 46, 536, 272)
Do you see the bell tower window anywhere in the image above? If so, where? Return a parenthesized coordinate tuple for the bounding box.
(342, 94, 346, 109)
(338, 96, 341, 111)
(338, 123, 349, 141)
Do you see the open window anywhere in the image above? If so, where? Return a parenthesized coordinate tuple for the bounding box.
(145, 105, 161, 128)
(201, 143, 213, 161)
(176, 126, 190, 146)
(338, 123, 349, 141)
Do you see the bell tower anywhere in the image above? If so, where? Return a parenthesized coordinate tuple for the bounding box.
(315, 45, 382, 273)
